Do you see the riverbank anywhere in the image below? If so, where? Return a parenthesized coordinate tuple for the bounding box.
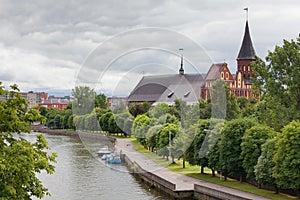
(116, 138, 271, 200)
(30, 125, 116, 143)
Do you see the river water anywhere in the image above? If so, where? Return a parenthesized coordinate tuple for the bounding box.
(23, 133, 169, 200)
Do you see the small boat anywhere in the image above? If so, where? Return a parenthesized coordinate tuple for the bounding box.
(101, 154, 110, 160)
(97, 146, 111, 156)
(107, 153, 121, 164)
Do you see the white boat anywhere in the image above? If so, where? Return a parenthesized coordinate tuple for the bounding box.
(97, 146, 111, 156)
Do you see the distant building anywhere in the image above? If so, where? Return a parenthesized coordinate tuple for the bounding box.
(107, 97, 128, 109)
(38, 98, 69, 110)
(20, 91, 48, 108)
(37, 95, 73, 110)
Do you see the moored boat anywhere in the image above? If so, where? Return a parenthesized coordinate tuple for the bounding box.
(97, 146, 111, 156)
(107, 153, 121, 164)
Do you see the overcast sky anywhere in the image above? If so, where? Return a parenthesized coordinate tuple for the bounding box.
(0, 0, 299, 96)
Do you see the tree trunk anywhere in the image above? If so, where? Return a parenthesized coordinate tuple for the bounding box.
(201, 166, 204, 174)
(275, 186, 279, 194)
(211, 169, 215, 177)
(182, 158, 185, 169)
(239, 176, 243, 183)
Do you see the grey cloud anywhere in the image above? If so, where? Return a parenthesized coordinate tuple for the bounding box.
(0, 0, 299, 95)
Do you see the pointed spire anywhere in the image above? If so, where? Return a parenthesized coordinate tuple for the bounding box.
(237, 20, 256, 60)
(179, 48, 184, 75)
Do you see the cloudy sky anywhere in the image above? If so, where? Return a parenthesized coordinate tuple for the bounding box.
(0, 0, 299, 96)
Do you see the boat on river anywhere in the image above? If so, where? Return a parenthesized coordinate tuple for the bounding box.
(97, 146, 111, 156)
(105, 152, 121, 164)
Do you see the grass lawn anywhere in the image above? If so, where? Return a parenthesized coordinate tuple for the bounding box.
(131, 139, 298, 200)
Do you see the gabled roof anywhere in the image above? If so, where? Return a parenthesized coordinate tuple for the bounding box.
(128, 74, 204, 104)
(205, 63, 226, 81)
(237, 21, 255, 60)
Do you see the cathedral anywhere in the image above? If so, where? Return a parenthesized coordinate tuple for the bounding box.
(128, 19, 257, 106)
(201, 20, 256, 100)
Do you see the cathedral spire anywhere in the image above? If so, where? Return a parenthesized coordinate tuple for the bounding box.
(237, 17, 255, 60)
(179, 48, 184, 75)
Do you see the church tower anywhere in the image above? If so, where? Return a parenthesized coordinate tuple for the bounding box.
(236, 20, 256, 84)
(233, 17, 256, 98)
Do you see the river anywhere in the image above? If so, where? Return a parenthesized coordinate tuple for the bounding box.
(22, 132, 169, 200)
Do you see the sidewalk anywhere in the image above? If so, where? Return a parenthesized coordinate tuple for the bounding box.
(115, 138, 270, 200)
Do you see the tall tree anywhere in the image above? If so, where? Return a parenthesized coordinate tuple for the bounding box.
(131, 114, 151, 146)
(219, 118, 257, 181)
(0, 83, 56, 199)
(240, 125, 276, 180)
(95, 93, 108, 109)
(252, 34, 300, 130)
(254, 139, 278, 193)
(211, 80, 240, 120)
(72, 86, 95, 115)
(273, 121, 300, 197)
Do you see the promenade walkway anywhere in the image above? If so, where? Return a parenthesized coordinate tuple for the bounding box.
(116, 138, 270, 200)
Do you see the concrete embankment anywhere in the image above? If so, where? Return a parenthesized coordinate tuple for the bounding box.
(116, 138, 271, 200)
(30, 125, 116, 143)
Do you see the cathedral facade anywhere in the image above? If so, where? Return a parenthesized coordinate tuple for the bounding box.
(128, 19, 257, 106)
(201, 20, 256, 100)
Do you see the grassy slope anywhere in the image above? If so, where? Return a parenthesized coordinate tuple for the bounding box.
(131, 139, 297, 200)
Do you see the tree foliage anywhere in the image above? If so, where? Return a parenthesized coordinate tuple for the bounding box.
(0, 83, 56, 199)
(254, 139, 277, 191)
(72, 86, 95, 115)
(252, 34, 300, 130)
(240, 125, 276, 179)
(219, 118, 257, 181)
(273, 121, 300, 194)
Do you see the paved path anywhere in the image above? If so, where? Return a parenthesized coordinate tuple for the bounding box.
(116, 138, 270, 200)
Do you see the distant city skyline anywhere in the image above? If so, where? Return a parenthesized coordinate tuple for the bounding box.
(0, 0, 299, 96)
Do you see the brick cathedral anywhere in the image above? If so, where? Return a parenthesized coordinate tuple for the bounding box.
(201, 19, 256, 100)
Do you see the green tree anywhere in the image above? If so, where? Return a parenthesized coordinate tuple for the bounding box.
(219, 118, 257, 181)
(0, 83, 56, 199)
(211, 80, 240, 120)
(115, 111, 134, 136)
(198, 99, 211, 119)
(95, 93, 108, 109)
(273, 121, 300, 197)
(252, 34, 300, 130)
(128, 102, 150, 117)
(132, 114, 151, 146)
(149, 103, 169, 119)
(156, 123, 178, 162)
(99, 111, 113, 132)
(72, 86, 95, 115)
(254, 139, 278, 193)
(240, 125, 276, 180)
(38, 106, 48, 117)
(146, 125, 163, 152)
